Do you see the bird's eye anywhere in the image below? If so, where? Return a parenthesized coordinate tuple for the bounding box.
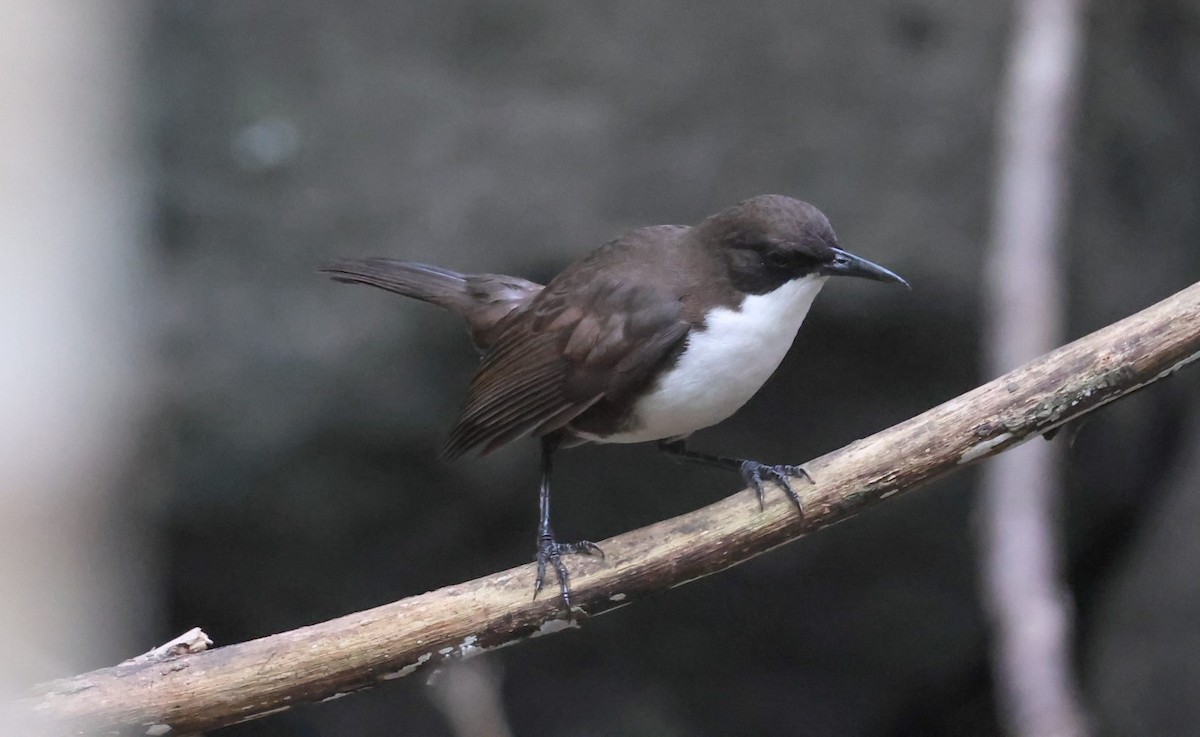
(765, 251, 791, 270)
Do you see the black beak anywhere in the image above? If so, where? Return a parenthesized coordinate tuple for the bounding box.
(820, 248, 909, 288)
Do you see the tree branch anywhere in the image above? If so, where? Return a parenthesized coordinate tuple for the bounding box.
(26, 281, 1200, 735)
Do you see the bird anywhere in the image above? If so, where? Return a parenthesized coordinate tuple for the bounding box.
(321, 194, 908, 610)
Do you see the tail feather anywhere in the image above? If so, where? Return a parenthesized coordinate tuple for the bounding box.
(319, 257, 542, 349)
(318, 258, 470, 310)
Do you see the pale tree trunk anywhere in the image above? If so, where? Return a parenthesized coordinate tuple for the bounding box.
(980, 0, 1090, 734)
(0, 2, 151, 734)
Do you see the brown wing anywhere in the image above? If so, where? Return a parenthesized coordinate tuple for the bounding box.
(441, 230, 692, 459)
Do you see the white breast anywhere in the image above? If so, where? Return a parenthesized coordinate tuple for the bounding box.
(586, 275, 828, 444)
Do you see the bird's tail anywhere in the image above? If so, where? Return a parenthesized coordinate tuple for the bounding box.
(320, 257, 543, 349)
(318, 258, 473, 312)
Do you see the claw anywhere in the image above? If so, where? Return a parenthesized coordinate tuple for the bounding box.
(568, 540, 605, 558)
(740, 461, 814, 511)
(534, 532, 605, 613)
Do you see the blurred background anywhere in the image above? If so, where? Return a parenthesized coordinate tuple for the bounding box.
(3, 0, 1200, 735)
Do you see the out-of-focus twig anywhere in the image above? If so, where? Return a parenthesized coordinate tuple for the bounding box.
(429, 660, 515, 737)
(981, 0, 1090, 734)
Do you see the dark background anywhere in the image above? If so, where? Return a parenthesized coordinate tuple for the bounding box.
(121, 1, 1200, 734)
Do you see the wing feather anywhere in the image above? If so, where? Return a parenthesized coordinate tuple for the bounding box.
(441, 229, 693, 459)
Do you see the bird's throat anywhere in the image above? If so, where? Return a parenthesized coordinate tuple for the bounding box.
(582, 275, 828, 444)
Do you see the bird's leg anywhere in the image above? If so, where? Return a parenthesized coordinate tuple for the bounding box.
(657, 438, 813, 511)
(534, 436, 604, 612)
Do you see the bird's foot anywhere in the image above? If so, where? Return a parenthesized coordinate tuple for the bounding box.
(740, 461, 814, 511)
(534, 531, 605, 612)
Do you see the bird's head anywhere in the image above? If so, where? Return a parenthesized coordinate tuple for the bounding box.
(699, 194, 909, 295)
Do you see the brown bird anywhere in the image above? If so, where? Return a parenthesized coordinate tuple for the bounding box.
(321, 194, 907, 609)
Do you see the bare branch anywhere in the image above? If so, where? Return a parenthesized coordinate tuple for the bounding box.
(24, 281, 1200, 735)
